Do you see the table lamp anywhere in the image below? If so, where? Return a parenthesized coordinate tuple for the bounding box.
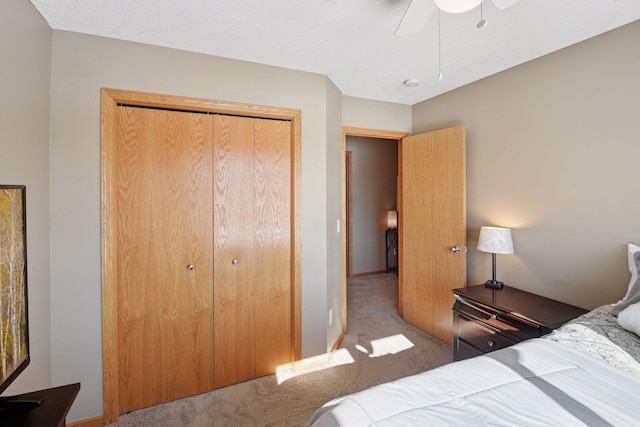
(387, 210, 397, 230)
(477, 226, 514, 289)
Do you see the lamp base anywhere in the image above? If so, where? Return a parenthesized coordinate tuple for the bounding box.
(484, 279, 504, 290)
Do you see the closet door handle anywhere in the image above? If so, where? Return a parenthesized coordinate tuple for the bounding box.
(232, 259, 239, 266)
(187, 264, 194, 271)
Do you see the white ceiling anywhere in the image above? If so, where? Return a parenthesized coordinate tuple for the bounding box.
(29, 0, 640, 106)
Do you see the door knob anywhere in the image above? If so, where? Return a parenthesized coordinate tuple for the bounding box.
(187, 264, 194, 270)
(232, 259, 239, 265)
(451, 246, 461, 253)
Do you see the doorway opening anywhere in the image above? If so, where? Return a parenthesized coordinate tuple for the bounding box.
(346, 136, 399, 278)
(341, 127, 408, 334)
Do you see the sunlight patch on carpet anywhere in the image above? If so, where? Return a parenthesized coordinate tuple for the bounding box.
(275, 348, 355, 384)
(354, 334, 415, 358)
(369, 334, 414, 358)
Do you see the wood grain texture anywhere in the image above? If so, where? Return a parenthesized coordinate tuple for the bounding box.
(290, 112, 303, 362)
(342, 126, 409, 140)
(100, 89, 119, 424)
(101, 89, 302, 422)
(400, 126, 466, 345)
(253, 119, 292, 377)
(115, 106, 214, 413)
(101, 88, 300, 121)
(213, 116, 293, 386)
(66, 415, 105, 427)
(213, 115, 257, 387)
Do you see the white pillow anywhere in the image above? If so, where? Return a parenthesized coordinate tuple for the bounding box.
(611, 248, 640, 316)
(624, 243, 640, 300)
(618, 302, 640, 337)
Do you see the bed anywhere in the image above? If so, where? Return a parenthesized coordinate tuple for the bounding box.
(307, 246, 640, 426)
(307, 306, 640, 426)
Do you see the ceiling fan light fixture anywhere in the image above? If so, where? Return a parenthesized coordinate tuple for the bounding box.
(434, 0, 482, 14)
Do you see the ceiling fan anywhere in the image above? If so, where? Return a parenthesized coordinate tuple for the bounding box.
(395, 0, 520, 35)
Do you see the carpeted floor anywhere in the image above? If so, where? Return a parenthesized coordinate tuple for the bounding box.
(109, 273, 453, 426)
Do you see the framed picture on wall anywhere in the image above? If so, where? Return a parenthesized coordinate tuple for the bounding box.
(0, 184, 31, 396)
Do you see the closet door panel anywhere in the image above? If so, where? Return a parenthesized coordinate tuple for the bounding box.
(254, 119, 292, 376)
(213, 115, 257, 387)
(116, 107, 214, 413)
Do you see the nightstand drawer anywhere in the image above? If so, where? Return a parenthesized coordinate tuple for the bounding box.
(456, 339, 484, 361)
(454, 296, 550, 342)
(457, 314, 515, 353)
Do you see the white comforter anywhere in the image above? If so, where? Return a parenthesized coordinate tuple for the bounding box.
(307, 339, 640, 426)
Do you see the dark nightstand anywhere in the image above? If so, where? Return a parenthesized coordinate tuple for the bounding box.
(452, 284, 588, 361)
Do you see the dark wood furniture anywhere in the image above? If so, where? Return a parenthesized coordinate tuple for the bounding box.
(0, 383, 80, 427)
(385, 228, 398, 275)
(452, 285, 588, 361)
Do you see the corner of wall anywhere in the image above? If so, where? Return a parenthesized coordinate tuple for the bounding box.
(326, 78, 344, 352)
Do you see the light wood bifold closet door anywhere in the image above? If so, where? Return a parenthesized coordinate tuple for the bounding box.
(115, 107, 292, 413)
(213, 115, 292, 388)
(116, 106, 215, 413)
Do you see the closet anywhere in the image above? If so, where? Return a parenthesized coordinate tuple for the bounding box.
(101, 89, 300, 421)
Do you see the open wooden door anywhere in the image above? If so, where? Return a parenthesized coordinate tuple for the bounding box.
(399, 125, 466, 345)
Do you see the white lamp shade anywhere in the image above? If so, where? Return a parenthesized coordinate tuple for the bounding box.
(477, 226, 514, 254)
(434, 0, 482, 14)
(387, 210, 397, 229)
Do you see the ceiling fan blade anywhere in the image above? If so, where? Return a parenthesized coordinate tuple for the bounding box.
(434, 0, 482, 13)
(490, 0, 520, 10)
(394, 0, 436, 36)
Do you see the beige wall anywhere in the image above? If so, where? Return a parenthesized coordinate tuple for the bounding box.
(325, 80, 344, 351)
(342, 96, 412, 132)
(49, 30, 341, 421)
(413, 20, 640, 309)
(0, 0, 52, 396)
(346, 137, 399, 274)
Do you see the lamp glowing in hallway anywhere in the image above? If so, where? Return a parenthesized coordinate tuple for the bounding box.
(387, 210, 397, 229)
